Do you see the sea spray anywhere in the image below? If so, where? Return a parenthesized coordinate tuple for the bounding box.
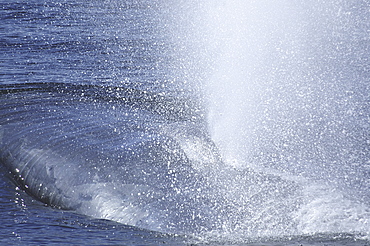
(0, 0, 368, 242)
(185, 0, 370, 239)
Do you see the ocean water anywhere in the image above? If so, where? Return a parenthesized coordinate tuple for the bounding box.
(0, 0, 369, 245)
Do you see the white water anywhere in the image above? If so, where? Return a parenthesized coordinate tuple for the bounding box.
(173, 0, 370, 240)
(2, 0, 368, 241)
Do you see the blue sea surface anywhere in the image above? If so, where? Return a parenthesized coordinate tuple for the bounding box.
(0, 0, 369, 245)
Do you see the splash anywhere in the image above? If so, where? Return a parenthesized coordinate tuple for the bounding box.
(0, 0, 368, 242)
(181, 0, 370, 240)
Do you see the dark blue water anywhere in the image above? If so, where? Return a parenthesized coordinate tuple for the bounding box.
(1, 0, 369, 245)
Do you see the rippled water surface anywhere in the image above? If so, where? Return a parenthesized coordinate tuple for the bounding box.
(1, 0, 369, 245)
